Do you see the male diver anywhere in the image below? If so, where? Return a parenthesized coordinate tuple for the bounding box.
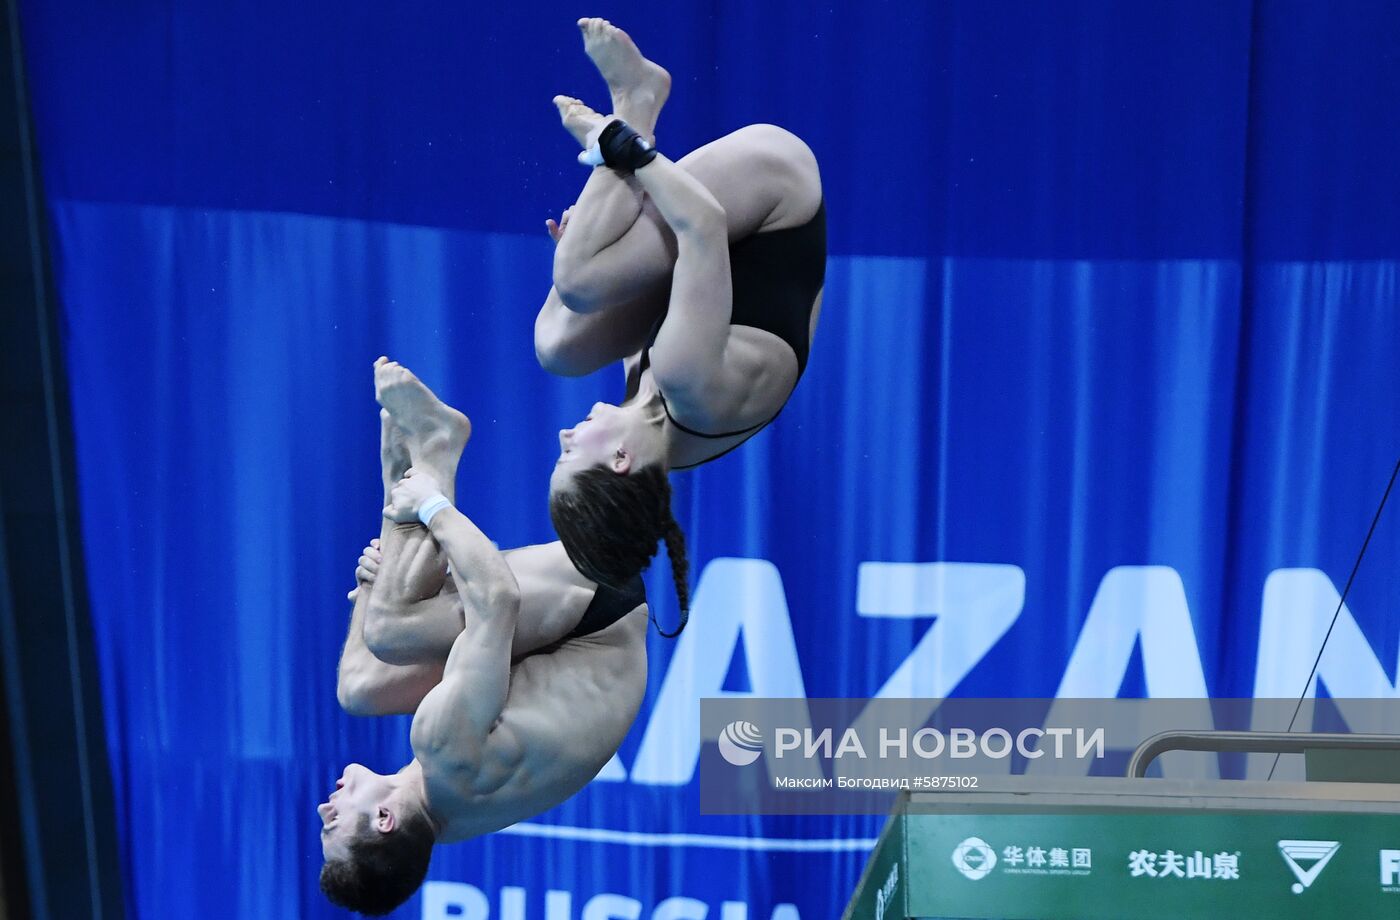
(319, 358, 647, 915)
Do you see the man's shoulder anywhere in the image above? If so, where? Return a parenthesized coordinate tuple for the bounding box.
(415, 717, 527, 797)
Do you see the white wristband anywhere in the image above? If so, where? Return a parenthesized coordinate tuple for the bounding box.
(417, 493, 452, 527)
(577, 144, 605, 167)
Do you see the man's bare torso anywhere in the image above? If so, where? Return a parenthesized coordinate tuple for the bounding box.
(415, 550, 648, 842)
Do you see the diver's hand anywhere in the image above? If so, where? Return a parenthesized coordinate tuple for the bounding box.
(384, 468, 447, 523)
(546, 206, 573, 243)
(347, 538, 382, 600)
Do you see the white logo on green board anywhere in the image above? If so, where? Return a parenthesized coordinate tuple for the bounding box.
(951, 837, 998, 880)
(1002, 843, 1092, 876)
(1379, 849, 1400, 890)
(874, 862, 899, 920)
(1127, 849, 1239, 880)
(1278, 840, 1340, 894)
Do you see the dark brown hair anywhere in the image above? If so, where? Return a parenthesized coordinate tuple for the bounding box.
(550, 464, 690, 636)
(319, 810, 436, 915)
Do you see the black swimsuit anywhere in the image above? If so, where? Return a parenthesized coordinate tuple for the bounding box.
(565, 574, 647, 640)
(643, 201, 827, 470)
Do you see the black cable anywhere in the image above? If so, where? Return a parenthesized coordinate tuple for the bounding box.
(1266, 456, 1400, 781)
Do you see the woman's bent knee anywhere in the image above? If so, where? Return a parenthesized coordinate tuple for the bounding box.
(552, 261, 613, 317)
(535, 308, 604, 377)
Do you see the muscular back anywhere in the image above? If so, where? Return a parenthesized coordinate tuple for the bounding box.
(416, 597, 648, 842)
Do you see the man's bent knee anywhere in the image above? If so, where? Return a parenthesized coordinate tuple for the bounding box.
(362, 599, 429, 666)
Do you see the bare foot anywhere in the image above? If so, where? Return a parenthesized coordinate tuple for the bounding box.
(578, 18, 670, 142)
(380, 408, 410, 498)
(554, 95, 608, 150)
(373, 357, 470, 496)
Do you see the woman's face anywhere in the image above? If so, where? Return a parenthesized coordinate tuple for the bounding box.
(552, 402, 626, 492)
(549, 402, 659, 496)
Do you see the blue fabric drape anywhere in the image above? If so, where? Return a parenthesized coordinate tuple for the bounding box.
(18, 2, 1400, 918)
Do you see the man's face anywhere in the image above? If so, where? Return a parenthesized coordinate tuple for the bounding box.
(317, 763, 392, 860)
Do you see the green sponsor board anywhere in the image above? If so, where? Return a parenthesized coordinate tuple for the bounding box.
(847, 802, 1400, 919)
(843, 818, 906, 920)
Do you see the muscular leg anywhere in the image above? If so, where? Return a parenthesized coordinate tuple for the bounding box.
(549, 17, 671, 308)
(535, 22, 823, 376)
(366, 361, 602, 662)
(335, 402, 451, 714)
(361, 359, 471, 663)
(370, 350, 469, 605)
(547, 164, 669, 315)
(337, 578, 444, 716)
(375, 406, 449, 603)
(534, 282, 669, 377)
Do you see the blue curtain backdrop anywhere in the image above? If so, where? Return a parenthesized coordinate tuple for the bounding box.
(16, 1, 1400, 918)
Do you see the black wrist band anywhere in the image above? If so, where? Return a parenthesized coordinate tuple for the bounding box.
(597, 119, 658, 171)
